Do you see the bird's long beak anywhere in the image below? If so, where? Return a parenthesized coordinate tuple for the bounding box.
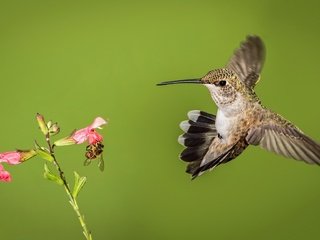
(157, 79, 202, 86)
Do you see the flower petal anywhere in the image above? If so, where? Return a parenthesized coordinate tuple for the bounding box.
(0, 151, 21, 165)
(72, 127, 90, 144)
(88, 131, 103, 144)
(0, 166, 12, 182)
(90, 117, 107, 129)
(0, 171, 12, 182)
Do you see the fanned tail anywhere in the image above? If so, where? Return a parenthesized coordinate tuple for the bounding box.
(178, 110, 217, 177)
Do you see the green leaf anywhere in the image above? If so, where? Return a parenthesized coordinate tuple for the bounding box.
(43, 164, 63, 185)
(72, 171, 87, 199)
(37, 148, 54, 162)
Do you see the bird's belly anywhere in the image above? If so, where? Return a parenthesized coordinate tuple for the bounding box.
(216, 110, 237, 140)
(216, 110, 248, 145)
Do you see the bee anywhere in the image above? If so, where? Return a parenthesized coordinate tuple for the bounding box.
(84, 142, 104, 171)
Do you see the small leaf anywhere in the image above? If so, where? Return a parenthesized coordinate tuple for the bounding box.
(44, 164, 63, 185)
(37, 148, 54, 162)
(72, 171, 87, 199)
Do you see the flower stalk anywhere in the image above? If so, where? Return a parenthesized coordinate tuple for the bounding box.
(45, 132, 93, 240)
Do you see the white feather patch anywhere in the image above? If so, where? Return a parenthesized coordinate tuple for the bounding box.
(187, 110, 201, 122)
(179, 121, 190, 132)
(177, 134, 185, 146)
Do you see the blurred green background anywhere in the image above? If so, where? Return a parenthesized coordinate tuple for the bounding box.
(1, 0, 320, 239)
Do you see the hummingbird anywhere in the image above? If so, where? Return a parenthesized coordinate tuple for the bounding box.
(157, 35, 320, 179)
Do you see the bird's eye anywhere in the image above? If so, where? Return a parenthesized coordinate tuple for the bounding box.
(219, 80, 226, 86)
(214, 80, 227, 87)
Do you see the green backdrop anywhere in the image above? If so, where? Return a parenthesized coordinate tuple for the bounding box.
(1, 1, 320, 240)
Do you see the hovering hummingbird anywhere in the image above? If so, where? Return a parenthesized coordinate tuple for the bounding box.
(157, 35, 320, 179)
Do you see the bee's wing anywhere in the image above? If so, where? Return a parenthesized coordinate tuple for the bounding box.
(98, 156, 104, 172)
(226, 35, 265, 88)
(246, 123, 320, 164)
(84, 158, 92, 166)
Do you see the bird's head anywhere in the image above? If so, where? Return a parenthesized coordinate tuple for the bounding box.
(157, 68, 247, 109)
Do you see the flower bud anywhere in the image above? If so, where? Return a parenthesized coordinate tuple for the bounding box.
(48, 122, 60, 136)
(36, 113, 48, 135)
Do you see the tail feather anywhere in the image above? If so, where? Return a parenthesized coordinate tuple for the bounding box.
(178, 133, 212, 147)
(186, 161, 202, 175)
(180, 146, 209, 162)
(180, 120, 216, 134)
(178, 110, 217, 176)
(190, 147, 233, 179)
(187, 110, 216, 124)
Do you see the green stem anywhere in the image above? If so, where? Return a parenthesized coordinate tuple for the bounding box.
(45, 134, 93, 240)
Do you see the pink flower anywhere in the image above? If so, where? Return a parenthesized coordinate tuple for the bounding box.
(72, 117, 106, 144)
(54, 117, 107, 146)
(0, 150, 37, 165)
(0, 164, 12, 182)
(0, 149, 36, 183)
(0, 151, 22, 165)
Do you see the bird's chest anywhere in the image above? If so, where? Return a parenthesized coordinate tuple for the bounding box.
(216, 109, 244, 143)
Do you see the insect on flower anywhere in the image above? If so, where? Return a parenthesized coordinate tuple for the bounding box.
(84, 142, 105, 171)
(53, 117, 108, 171)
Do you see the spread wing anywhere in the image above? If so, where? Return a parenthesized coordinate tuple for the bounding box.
(227, 35, 265, 88)
(246, 123, 320, 164)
